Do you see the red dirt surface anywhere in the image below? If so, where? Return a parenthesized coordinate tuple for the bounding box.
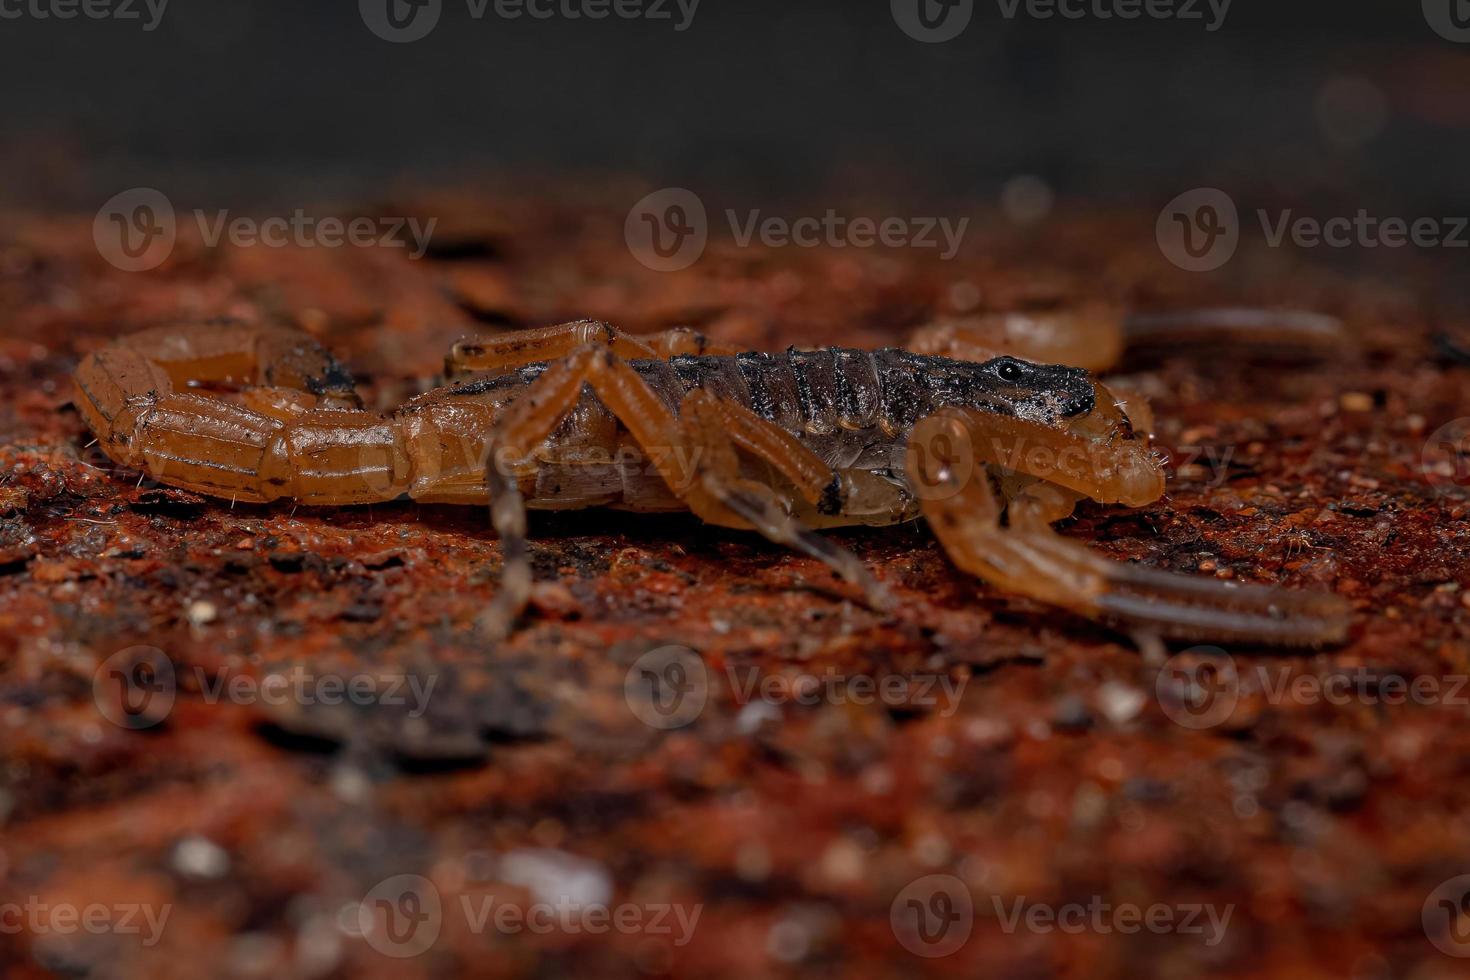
(2, 191, 1469, 979)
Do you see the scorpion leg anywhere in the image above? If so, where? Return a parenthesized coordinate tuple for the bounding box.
(476, 346, 888, 638)
(908, 408, 1351, 646)
(677, 389, 893, 610)
(447, 320, 737, 377)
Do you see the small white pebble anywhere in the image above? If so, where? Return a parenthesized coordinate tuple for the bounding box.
(294, 915, 343, 978)
(735, 842, 772, 882)
(860, 765, 894, 795)
(948, 281, 982, 312)
(329, 765, 372, 804)
(767, 917, 811, 963)
(173, 836, 230, 878)
(914, 834, 951, 866)
(735, 700, 781, 735)
(1000, 174, 1055, 226)
(499, 848, 612, 908)
(187, 600, 218, 626)
(1096, 682, 1146, 725)
(819, 838, 866, 884)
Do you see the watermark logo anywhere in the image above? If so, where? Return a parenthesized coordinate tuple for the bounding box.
(625, 188, 708, 272)
(623, 645, 968, 728)
(1424, 875, 1470, 957)
(1160, 188, 1470, 270)
(726, 667, 967, 717)
(624, 645, 708, 729)
(354, 867, 702, 957)
(361, 0, 698, 40)
(359, 875, 442, 958)
(93, 645, 177, 729)
(0, 0, 168, 30)
(726, 209, 968, 260)
(92, 647, 439, 729)
(1155, 646, 1239, 730)
(626, 188, 971, 271)
(994, 0, 1229, 30)
(0, 898, 171, 947)
(94, 188, 176, 273)
(892, 0, 974, 43)
(894, 0, 1228, 41)
(904, 414, 977, 503)
(459, 894, 700, 944)
(1424, 0, 1470, 43)
(1158, 648, 1470, 729)
(890, 875, 973, 957)
(1156, 188, 1239, 273)
(94, 189, 438, 271)
(1421, 418, 1470, 498)
(993, 896, 1233, 946)
(360, 0, 442, 42)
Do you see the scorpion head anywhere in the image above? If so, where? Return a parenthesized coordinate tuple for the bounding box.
(966, 355, 1096, 425)
(934, 354, 1163, 508)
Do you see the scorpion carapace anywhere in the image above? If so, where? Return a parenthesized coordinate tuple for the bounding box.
(74, 318, 1352, 648)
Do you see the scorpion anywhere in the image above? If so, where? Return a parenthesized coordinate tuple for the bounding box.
(72, 315, 1352, 647)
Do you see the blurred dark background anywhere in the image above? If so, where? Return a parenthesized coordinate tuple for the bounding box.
(0, 0, 1466, 215)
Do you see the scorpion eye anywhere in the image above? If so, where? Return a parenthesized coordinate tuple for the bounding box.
(995, 359, 1024, 383)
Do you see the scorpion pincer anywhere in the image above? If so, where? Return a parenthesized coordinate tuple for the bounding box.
(73, 318, 1351, 646)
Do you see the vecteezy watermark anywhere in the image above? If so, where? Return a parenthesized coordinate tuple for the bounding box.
(622, 646, 969, 729)
(888, 875, 1232, 957)
(890, 875, 974, 957)
(1424, 874, 1470, 957)
(1156, 646, 1469, 730)
(625, 188, 970, 271)
(92, 646, 438, 729)
(992, 895, 1234, 946)
(624, 645, 709, 730)
(0, 0, 167, 30)
(1155, 188, 1240, 273)
(93, 188, 438, 272)
(0, 898, 172, 947)
(624, 188, 708, 272)
(725, 666, 968, 718)
(488, 442, 709, 495)
(94, 188, 177, 273)
(1158, 188, 1470, 272)
(353, 871, 702, 958)
(892, 0, 1228, 42)
(1424, 0, 1470, 43)
(359, 0, 698, 43)
(891, 0, 975, 43)
(901, 410, 1188, 505)
(1155, 646, 1240, 729)
(1421, 418, 1470, 499)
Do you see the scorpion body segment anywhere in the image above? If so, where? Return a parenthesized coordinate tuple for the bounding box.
(74, 319, 1350, 647)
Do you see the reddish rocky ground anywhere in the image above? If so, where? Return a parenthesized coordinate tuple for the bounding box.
(2, 191, 1469, 979)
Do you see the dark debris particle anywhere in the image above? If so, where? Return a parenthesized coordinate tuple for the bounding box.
(339, 602, 382, 623)
(129, 487, 208, 517)
(267, 552, 310, 573)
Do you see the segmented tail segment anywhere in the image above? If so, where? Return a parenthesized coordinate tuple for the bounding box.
(73, 322, 412, 504)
